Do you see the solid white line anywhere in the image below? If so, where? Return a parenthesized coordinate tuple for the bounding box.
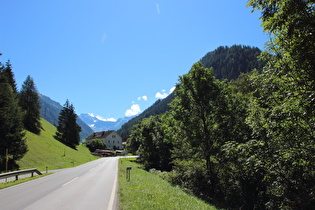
(108, 161, 118, 210)
(62, 177, 78, 187)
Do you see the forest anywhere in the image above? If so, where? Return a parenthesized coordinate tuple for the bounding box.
(126, 1, 315, 209)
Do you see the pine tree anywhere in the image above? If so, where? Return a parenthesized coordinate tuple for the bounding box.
(1, 60, 18, 93)
(19, 75, 42, 134)
(55, 100, 81, 149)
(0, 70, 27, 171)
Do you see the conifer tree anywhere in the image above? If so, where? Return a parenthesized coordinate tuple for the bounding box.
(0, 68, 27, 171)
(19, 75, 42, 134)
(55, 100, 81, 148)
(1, 60, 18, 93)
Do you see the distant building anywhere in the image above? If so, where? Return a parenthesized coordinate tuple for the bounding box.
(86, 130, 123, 150)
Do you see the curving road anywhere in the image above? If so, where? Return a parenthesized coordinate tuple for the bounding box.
(0, 157, 119, 210)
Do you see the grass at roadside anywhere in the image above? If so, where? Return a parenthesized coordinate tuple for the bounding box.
(118, 158, 217, 210)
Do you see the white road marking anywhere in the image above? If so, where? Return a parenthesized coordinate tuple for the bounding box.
(62, 177, 78, 187)
(108, 162, 118, 210)
(89, 167, 95, 172)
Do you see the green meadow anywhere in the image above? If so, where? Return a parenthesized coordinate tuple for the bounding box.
(17, 118, 97, 171)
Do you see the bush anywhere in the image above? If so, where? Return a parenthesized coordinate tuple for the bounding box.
(86, 139, 106, 152)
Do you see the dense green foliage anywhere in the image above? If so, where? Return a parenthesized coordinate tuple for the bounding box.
(128, 115, 173, 171)
(85, 139, 106, 152)
(0, 59, 27, 171)
(201, 45, 266, 80)
(55, 100, 82, 149)
(127, 1, 315, 208)
(19, 75, 42, 134)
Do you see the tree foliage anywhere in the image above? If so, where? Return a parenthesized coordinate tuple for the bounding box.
(128, 115, 173, 171)
(86, 139, 106, 152)
(200, 45, 266, 80)
(19, 75, 42, 134)
(0, 59, 27, 171)
(55, 100, 81, 149)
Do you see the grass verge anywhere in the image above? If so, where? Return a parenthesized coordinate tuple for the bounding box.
(118, 158, 217, 210)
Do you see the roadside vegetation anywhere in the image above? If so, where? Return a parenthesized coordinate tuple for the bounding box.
(118, 157, 217, 210)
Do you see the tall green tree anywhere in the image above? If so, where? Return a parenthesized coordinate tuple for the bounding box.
(1, 60, 18, 93)
(19, 75, 42, 135)
(247, 0, 315, 89)
(0, 68, 27, 171)
(55, 100, 81, 149)
(170, 62, 232, 177)
(128, 115, 173, 171)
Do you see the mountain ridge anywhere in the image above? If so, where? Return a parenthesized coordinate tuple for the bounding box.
(78, 113, 133, 132)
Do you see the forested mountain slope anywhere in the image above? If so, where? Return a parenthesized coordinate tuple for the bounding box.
(200, 45, 265, 80)
(117, 45, 265, 138)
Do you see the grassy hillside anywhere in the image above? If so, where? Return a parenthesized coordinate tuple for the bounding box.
(17, 118, 97, 171)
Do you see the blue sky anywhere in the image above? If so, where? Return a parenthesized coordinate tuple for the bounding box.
(1, 0, 267, 121)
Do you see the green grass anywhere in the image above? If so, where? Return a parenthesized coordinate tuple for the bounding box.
(118, 158, 217, 210)
(17, 118, 98, 171)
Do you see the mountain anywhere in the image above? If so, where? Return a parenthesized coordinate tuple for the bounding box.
(117, 45, 266, 139)
(200, 45, 265, 80)
(79, 113, 133, 132)
(39, 94, 94, 141)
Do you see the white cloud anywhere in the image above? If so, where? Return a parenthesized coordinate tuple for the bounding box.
(125, 104, 141, 117)
(155, 89, 168, 99)
(138, 95, 148, 101)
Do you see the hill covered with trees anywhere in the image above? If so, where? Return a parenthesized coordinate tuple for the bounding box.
(117, 45, 265, 139)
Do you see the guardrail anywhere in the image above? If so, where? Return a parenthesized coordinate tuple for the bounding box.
(0, 168, 42, 181)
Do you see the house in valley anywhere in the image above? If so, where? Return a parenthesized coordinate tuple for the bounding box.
(86, 130, 123, 150)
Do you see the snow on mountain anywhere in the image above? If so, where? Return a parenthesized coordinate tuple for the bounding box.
(79, 113, 133, 132)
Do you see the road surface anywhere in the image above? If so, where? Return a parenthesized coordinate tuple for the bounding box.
(0, 157, 119, 210)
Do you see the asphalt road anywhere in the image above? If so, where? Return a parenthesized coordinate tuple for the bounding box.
(0, 157, 119, 210)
